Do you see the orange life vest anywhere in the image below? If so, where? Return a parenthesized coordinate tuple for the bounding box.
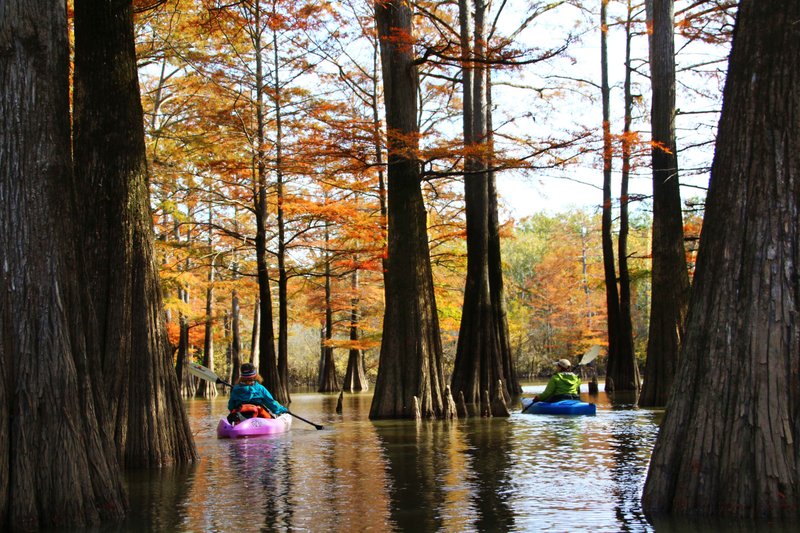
(231, 403, 274, 419)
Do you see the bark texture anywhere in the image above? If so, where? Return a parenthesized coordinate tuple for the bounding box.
(639, 0, 690, 407)
(72, 0, 197, 467)
(450, 0, 517, 417)
(642, 0, 800, 517)
(0, 1, 126, 527)
(369, 0, 449, 419)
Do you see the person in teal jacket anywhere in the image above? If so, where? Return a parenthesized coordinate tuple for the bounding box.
(533, 358, 581, 403)
(227, 363, 288, 421)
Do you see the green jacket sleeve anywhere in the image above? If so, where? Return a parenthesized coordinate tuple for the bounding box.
(538, 376, 558, 401)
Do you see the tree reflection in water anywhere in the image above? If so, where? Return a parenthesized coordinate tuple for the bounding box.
(113, 391, 800, 532)
(373, 420, 453, 532)
(462, 417, 516, 531)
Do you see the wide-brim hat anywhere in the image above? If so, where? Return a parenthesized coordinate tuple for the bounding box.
(555, 358, 572, 370)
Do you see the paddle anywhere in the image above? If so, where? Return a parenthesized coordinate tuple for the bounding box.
(578, 345, 602, 367)
(187, 362, 324, 430)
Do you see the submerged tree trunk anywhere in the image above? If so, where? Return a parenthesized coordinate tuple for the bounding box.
(451, 0, 514, 416)
(174, 217, 195, 397)
(251, 1, 282, 403)
(318, 223, 338, 392)
(177, 291, 195, 398)
(617, 0, 637, 391)
(639, 0, 690, 407)
(600, 0, 639, 393)
(196, 248, 217, 399)
(1, 2, 127, 528)
(72, 0, 196, 467)
(487, 75, 519, 396)
(343, 268, 368, 392)
(369, 0, 450, 419)
(642, 0, 800, 517)
(272, 28, 291, 405)
(600, 0, 622, 391)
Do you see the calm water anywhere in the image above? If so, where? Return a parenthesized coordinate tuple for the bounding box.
(111, 385, 796, 532)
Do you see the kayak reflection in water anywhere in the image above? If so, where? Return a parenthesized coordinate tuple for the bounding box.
(531, 359, 581, 404)
(227, 363, 288, 424)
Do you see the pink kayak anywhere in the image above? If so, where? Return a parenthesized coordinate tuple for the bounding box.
(216, 413, 292, 438)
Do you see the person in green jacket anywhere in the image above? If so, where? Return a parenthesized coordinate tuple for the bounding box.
(533, 358, 581, 403)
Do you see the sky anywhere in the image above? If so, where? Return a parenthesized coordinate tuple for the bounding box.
(490, 0, 727, 221)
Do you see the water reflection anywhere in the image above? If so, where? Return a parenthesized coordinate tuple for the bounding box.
(80, 389, 800, 532)
(462, 418, 516, 531)
(607, 390, 640, 409)
(650, 515, 800, 533)
(120, 465, 194, 532)
(373, 420, 454, 531)
(608, 409, 661, 531)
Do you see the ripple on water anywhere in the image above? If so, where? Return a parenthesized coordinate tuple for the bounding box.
(118, 392, 800, 533)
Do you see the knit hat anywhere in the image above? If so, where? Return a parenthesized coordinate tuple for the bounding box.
(556, 358, 572, 370)
(241, 363, 257, 379)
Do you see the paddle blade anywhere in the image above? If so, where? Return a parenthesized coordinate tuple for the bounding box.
(187, 361, 219, 383)
(579, 345, 602, 366)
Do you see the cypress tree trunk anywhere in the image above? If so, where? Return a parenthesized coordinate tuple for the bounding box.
(451, 0, 515, 417)
(369, 0, 450, 419)
(252, 1, 282, 403)
(487, 63, 520, 397)
(1, 1, 126, 527)
(177, 286, 195, 398)
(174, 217, 195, 397)
(600, 0, 622, 391)
(318, 223, 339, 392)
(600, 0, 639, 393)
(196, 250, 217, 399)
(640, 0, 690, 407)
(343, 268, 368, 392)
(273, 28, 291, 404)
(372, 40, 389, 282)
(642, 0, 800, 517)
(617, 0, 637, 390)
(250, 299, 260, 366)
(230, 290, 242, 386)
(72, 0, 196, 467)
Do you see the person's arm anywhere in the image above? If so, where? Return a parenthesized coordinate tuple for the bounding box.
(227, 386, 240, 411)
(538, 375, 558, 401)
(254, 383, 288, 415)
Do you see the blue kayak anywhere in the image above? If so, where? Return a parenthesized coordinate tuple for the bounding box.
(521, 397, 596, 416)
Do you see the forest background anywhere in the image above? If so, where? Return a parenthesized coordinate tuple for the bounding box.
(135, 0, 732, 391)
